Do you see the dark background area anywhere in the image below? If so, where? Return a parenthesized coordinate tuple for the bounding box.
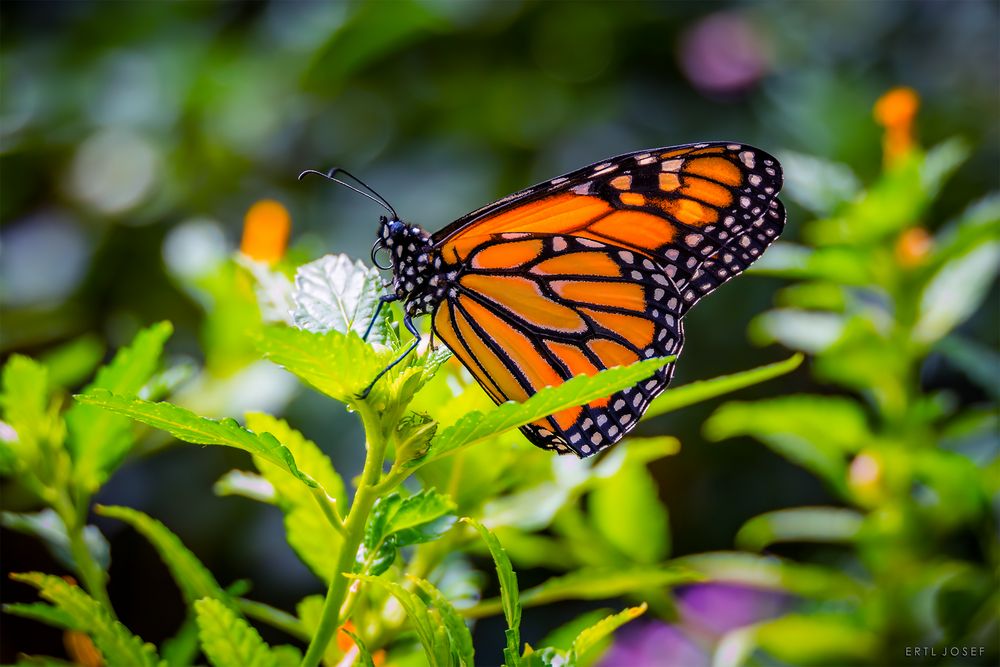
(2, 0, 997, 660)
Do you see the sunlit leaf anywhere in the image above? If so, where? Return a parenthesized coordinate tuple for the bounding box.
(256, 326, 389, 404)
(194, 597, 276, 667)
(358, 489, 456, 576)
(2, 509, 109, 575)
(96, 505, 230, 608)
(38, 335, 104, 390)
(291, 254, 388, 344)
(571, 604, 646, 659)
(11, 573, 159, 667)
(67, 321, 172, 491)
(0, 355, 61, 473)
(736, 507, 864, 551)
(73, 392, 315, 487)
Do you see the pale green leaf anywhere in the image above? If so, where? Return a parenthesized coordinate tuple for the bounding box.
(66, 321, 172, 491)
(12, 572, 159, 667)
(96, 505, 229, 607)
(674, 552, 864, 600)
(736, 507, 865, 551)
(778, 151, 860, 216)
(73, 392, 315, 487)
(194, 597, 276, 667)
(590, 462, 668, 563)
(213, 470, 277, 504)
(292, 254, 389, 344)
(716, 613, 877, 667)
(2, 509, 109, 574)
(915, 240, 1000, 343)
(749, 310, 845, 353)
(571, 604, 647, 658)
(644, 355, 803, 420)
(415, 356, 674, 466)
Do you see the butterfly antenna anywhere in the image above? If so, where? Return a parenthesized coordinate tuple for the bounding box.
(298, 168, 398, 219)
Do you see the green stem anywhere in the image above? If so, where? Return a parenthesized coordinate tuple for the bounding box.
(300, 402, 387, 667)
(59, 498, 113, 614)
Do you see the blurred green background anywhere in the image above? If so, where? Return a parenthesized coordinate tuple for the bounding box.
(2, 0, 997, 662)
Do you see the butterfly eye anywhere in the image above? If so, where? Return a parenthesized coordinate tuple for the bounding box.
(371, 239, 393, 270)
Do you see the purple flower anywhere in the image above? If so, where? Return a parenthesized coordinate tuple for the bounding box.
(597, 583, 791, 667)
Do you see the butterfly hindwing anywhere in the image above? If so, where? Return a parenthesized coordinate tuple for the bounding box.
(432, 234, 685, 456)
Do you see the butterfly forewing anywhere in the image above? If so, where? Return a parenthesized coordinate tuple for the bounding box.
(418, 142, 785, 456)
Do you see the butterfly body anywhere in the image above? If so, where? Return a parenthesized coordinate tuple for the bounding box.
(369, 142, 785, 457)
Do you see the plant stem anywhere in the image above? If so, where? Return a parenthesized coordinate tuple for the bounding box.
(300, 402, 387, 667)
(60, 499, 113, 614)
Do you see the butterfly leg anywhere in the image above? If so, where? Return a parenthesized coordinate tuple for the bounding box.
(356, 313, 421, 400)
(362, 294, 399, 341)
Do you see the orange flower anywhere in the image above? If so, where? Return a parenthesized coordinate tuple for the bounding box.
(338, 621, 386, 665)
(895, 227, 933, 268)
(873, 87, 920, 167)
(240, 199, 291, 264)
(64, 630, 103, 667)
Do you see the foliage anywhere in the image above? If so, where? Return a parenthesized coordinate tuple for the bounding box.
(1, 243, 797, 665)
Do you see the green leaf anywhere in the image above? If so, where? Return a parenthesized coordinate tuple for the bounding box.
(538, 609, 612, 652)
(0, 355, 61, 474)
(244, 413, 344, 504)
(937, 335, 1000, 400)
(292, 254, 389, 345)
(716, 613, 877, 667)
(95, 505, 230, 607)
(339, 627, 376, 667)
(12, 572, 159, 667)
(736, 507, 865, 551)
(589, 461, 669, 563)
(914, 240, 1000, 343)
(256, 326, 390, 403)
(358, 489, 456, 576)
(415, 356, 674, 466)
(348, 574, 449, 667)
(411, 576, 476, 667)
(571, 604, 646, 659)
(66, 321, 172, 491)
(244, 413, 345, 582)
(38, 335, 105, 390)
(705, 395, 872, 495)
(194, 597, 276, 667)
(160, 613, 200, 667)
(463, 518, 521, 664)
(2, 509, 110, 574)
(645, 355, 803, 420)
(750, 310, 845, 354)
(674, 552, 864, 600)
(214, 470, 277, 504)
(778, 151, 860, 216)
(3, 602, 78, 630)
(73, 392, 315, 487)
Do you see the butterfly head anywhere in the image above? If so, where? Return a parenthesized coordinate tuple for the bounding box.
(374, 216, 442, 315)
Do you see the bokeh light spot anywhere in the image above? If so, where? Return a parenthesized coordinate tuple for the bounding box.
(68, 129, 159, 215)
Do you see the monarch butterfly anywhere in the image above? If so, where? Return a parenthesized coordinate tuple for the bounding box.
(306, 142, 784, 457)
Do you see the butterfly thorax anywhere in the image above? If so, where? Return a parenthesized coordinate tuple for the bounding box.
(379, 217, 451, 316)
